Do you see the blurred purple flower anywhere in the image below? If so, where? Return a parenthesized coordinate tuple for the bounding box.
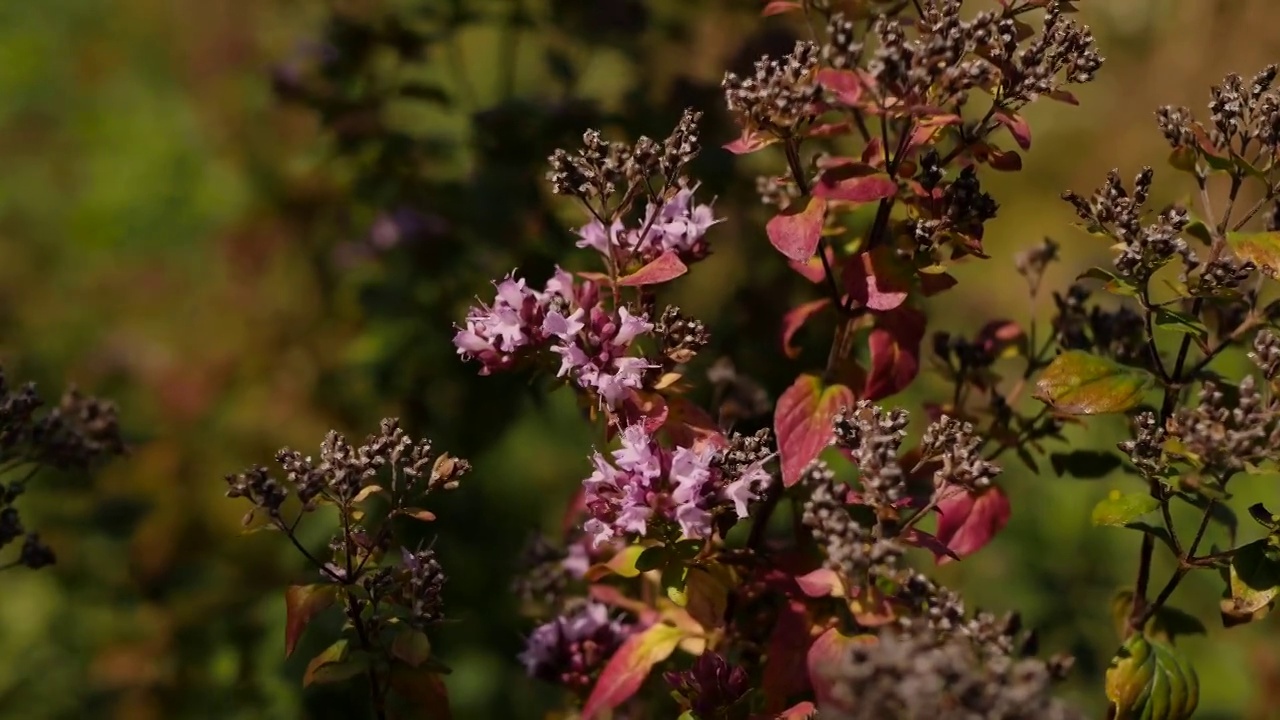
(519, 602, 632, 692)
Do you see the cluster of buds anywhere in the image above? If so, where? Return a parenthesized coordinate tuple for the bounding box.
(519, 602, 633, 693)
(722, 41, 823, 138)
(1051, 284, 1148, 367)
(1158, 65, 1280, 159)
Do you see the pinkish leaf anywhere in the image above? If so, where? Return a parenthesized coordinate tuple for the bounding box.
(993, 109, 1032, 150)
(724, 130, 778, 154)
(919, 271, 958, 296)
(807, 121, 853, 139)
(285, 584, 338, 658)
(618, 251, 688, 286)
(582, 623, 685, 720)
(788, 253, 829, 284)
(766, 196, 827, 262)
(795, 568, 845, 598)
(781, 298, 832, 359)
(775, 374, 855, 487)
(807, 628, 872, 708)
(843, 247, 911, 311)
(762, 599, 812, 712)
(813, 173, 897, 204)
(863, 306, 926, 400)
(933, 485, 1011, 564)
(759, 702, 817, 720)
(815, 68, 863, 105)
(761, 0, 803, 15)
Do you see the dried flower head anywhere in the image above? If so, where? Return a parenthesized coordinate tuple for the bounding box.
(722, 42, 822, 137)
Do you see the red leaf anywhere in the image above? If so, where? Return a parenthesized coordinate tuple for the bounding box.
(582, 624, 685, 720)
(843, 247, 911, 311)
(788, 245, 834, 283)
(933, 485, 1011, 564)
(663, 397, 728, 452)
(724, 129, 778, 155)
(775, 374, 855, 487)
(781, 298, 832, 359)
(813, 173, 897, 204)
(617, 391, 669, 432)
(863, 307, 926, 400)
(762, 599, 812, 712)
(815, 68, 863, 105)
(285, 584, 338, 658)
(795, 568, 845, 598)
(388, 665, 452, 720)
(993, 109, 1032, 150)
(618, 251, 687, 286)
(766, 196, 827, 262)
(861, 137, 885, 167)
(807, 628, 870, 708)
(761, 0, 803, 15)
(984, 145, 1023, 171)
(919, 271, 958, 296)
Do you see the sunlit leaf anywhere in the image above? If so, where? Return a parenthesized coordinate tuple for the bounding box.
(285, 584, 338, 658)
(618, 251, 688, 286)
(766, 196, 827, 262)
(1092, 491, 1160, 526)
(775, 374, 855, 487)
(1034, 350, 1154, 414)
(1153, 308, 1208, 342)
(581, 623, 686, 720)
(932, 485, 1010, 564)
(1220, 539, 1280, 627)
(1226, 231, 1280, 278)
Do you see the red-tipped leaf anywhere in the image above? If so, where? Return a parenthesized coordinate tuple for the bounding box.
(775, 374, 855, 487)
(581, 623, 685, 720)
(933, 485, 1011, 564)
(619, 251, 688, 286)
(766, 196, 827, 262)
(285, 584, 338, 658)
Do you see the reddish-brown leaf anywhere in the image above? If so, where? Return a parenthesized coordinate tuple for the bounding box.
(863, 307, 926, 400)
(813, 173, 897, 204)
(724, 129, 778, 154)
(581, 623, 685, 720)
(788, 246, 834, 284)
(993, 109, 1032, 150)
(766, 196, 827, 262)
(618, 251, 688, 286)
(775, 374, 856, 487)
(761, 0, 803, 15)
(388, 665, 452, 720)
(781, 298, 832, 359)
(663, 397, 728, 453)
(985, 145, 1023, 171)
(285, 584, 338, 658)
(815, 68, 863, 105)
(807, 628, 873, 708)
(843, 246, 912, 311)
(933, 485, 1011, 564)
(795, 568, 845, 598)
(762, 599, 812, 712)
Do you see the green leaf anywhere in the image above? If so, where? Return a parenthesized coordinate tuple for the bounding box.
(1183, 219, 1213, 245)
(1092, 491, 1160, 527)
(1227, 231, 1280, 278)
(391, 627, 432, 668)
(1078, 267, 1140, 298)
(1034, 351, 1154, 415)
(303, 640, 369, 687)
(1111, 591, 1207, 642)
(1167, 146, 1197, 174)
(635, 546, 670, 573)
(1153, 309, 1208, 342)
(285, 584, 338, 658)
(1105, 634, 1199, 720)
(1050, 450, 1122, 479)
(1221, 539, 1280, 627)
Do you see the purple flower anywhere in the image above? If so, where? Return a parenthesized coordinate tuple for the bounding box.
(581, 427, 772, 546)
(519, 602, 632, 692)
(571, 185, 721, 266)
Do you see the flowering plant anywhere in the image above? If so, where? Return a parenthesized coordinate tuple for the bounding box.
(227, 1, 1280, 718)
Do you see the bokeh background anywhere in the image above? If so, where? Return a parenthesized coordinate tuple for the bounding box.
(2, 0, 1280, 718)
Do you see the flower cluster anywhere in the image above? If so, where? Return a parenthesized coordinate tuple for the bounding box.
(664, 652, 751, 719)
(1, 365, 124, 571)
(722, 41, 822, 137)
(582, 425, 773, 546)
(519, 602, 632, 693)
(454, 270, 658, 407)
(576, 183, 721, 265)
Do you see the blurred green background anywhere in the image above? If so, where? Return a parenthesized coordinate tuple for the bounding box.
(2, 0, 1280, 718)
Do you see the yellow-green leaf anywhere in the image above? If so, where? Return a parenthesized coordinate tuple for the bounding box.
(1092, 491, 1161, 527)
(1034, 350, 1154, 415)
(1220, 539, 1280, 627)
(1227, 231, 1280, 278)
